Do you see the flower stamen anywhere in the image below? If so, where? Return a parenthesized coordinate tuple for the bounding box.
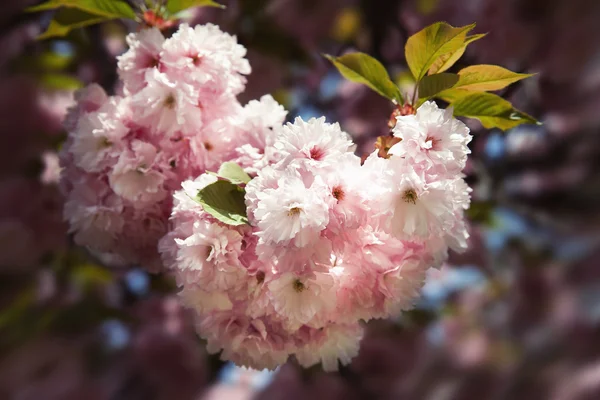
(403, 189, 417, 204)
(293, 279, 305, 293)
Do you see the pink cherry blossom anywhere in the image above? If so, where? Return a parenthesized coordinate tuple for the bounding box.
(118, 28, 165, 94)
(62, 18, 472, 372)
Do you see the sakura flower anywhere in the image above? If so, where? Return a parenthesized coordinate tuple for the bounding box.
(191, 118, 244, 172)
(321, 153, 370, 233)
(377, 258, 428, 317)
(234, 95, 288, 174)
(161, 23, 251, 95)
(247, 168, 333, 246)
(117, 28, 165, 94)
(63, 83, 108, 132)
(108, 140, 167, 206)
(381, 157, 455, 239)
(199, 313, 290, 370)
(331, 262, 379, 323)
(131, 69, 202, 137)
(274, 117, 354, 169)
(173, 219, 246, 292)
(267, 271, 336, 329)
(63, 179, 124, 252)
(295, 324, 364, 372)
(69, 98, 130, 172)
(389, 101, 472, 173)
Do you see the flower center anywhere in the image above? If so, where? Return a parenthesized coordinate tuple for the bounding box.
(204, 141, 213, 151)
(293, 279, 305, 293)
(402, 189, 417, 204)
(164, 94, 176, 109)
(426, 135, 441, 150)
(309, 146, 325, 161)
(204, 245, 213, 260)
(256, 271, 265, 284)
(332, 185, 345, 202)
(98, 137, 112, 149)
(148, 57, 160, 69)
(288, 207, 301, 216)
(191, 54, 202, 66)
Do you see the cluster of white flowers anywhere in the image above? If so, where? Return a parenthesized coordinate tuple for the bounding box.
(62, 22, 471, 371)
(160, 102, 471, 370)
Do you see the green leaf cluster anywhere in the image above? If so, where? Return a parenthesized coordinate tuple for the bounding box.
(27, 0, 137, 39)
(325, 21, 540, 131)
(409, 23, 539, 130)
(27, 0, 224, 39)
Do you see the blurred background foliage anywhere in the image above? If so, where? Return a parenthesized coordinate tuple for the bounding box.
(1, 0, 600, 399)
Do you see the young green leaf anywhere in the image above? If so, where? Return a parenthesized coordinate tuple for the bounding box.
(405, 22, 475, 81)
(451, 92, 540, 131)
(37, 8, 107, 39)
(214, 162, 252, 185)
(324, 52, 403, 103)
(27, 0, 136, 20)
(166, 0, 225, 14)
(452, 65, 535, 92)
(196, 180, 249, 226)
(435, 88, 471, 103)
(427, 33, 486, 75)
(418, 72, 459, 99)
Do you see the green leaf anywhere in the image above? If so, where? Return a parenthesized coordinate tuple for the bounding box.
(418, 72, 459, 99)
(325, 52, 402, 103)
(166, 0, 224, 14)
(435, 88, 471, 103)
(451, 92, 540, 131)
(405, 22, 475, 81)
(27, 0, 136, 19)
(427, 33, 486, 75)
(452, 64, 535, 92)
(213, 162, 252, 185)
(196, 181, 249, 226)
(38, 8, 107, 39)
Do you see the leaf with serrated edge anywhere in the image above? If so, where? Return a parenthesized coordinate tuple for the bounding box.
(452, 65, 535, 92)
(418, 73, 459, 99)
(405, 22, 475, 81)
(166, 0, 224, 14)
(452, 92, 539, 131)
(428, 33, 486, 75)
(27, 0, 136, 19)
(325, 53, 402, 103)
(196, 181, 249, 226)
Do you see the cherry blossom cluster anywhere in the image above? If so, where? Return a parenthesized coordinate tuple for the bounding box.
(59, 23, 275, 270)
(160, 101, 472, 371)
